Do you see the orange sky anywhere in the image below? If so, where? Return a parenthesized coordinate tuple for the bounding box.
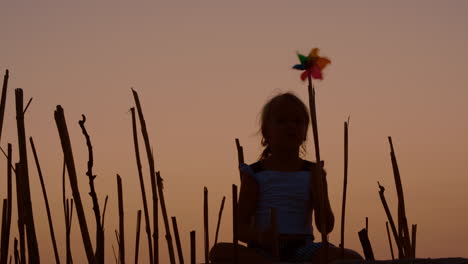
(1, 1, 468, 263)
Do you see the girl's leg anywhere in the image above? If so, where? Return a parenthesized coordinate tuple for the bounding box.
(210, 242, 273, 264)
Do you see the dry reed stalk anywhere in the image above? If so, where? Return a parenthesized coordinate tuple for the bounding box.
(214, 196, 225, 246)
(155, 171, 176, 264)
(132, 89, 159, 264)
(65, 199, 74, 264)
(388, 137, 412, 258)
(171, 217, 184, 264)
(0, 144, 12, 264)
(340, 120, 349, 258)
(117, 175, 125, 264)
(29, 137, 60, 264)
(112, 244, 118, 264)
(411, 224, 417, 258)
(366, 217, 369, 231)
(358, 228, 374, 261)
(134, 210, 142, 264)
(386, 222, 395, 260)
(232, 185, 238, 264)
(190, 231, 195, 264)
(15, 89, 40, 262)
(378, 182, 404, 258)
(306, 76, 328, 264)
(14, 163, 25, 264)
(130, 107, 154, 264)
(204, 187, 209, 264)
(0, 69, 9, 144)
(79, 115, 104, 264)
(54, 105, 94, 262)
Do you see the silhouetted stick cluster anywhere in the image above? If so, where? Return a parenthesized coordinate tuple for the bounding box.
(0, 68, 422, 263)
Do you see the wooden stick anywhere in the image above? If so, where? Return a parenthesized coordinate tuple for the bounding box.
(306, 76, 328, 264)
(204, 187, 209, 264)
(235, 139, 244, 181)
(190, 231, 195, 264)
(214, 196, 226, 246)
(14, 163, 25, 264)
(366, 217, 369, 232)
(388, 137, 411, 258)
(386, 222, 395, 260)
(232, 185, 238, 264)
(270, 208, 279, 261)
(155, 171, 176, 264)
(29, 137, 60, 264)
(112, 244, 118, 264)
(171, 217, 184, 264)
(340, 120, 349, 258)
(134, 210, 142, 264)
(54, 105, 94, 263)
(13, 238, 18, 264)
(358, 228, 374, 261)
(0, 144, 12, 264)
(378, 182, 404, 258)
(411, 224, 417, 258)
(15, 88, 40, 263)
(132, 89, 159, 264)
(78, 115, 104, 264)
(130, 107, 154, 264)
(65, 199, 73, 264)
(117, 175, 125, 264)
(0, 69, 9, 144)
(0, 199, 8, 264)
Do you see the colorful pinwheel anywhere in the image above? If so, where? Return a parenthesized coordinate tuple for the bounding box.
(292, 48, 331, 81)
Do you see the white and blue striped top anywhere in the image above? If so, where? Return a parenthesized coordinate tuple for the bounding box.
(240, 161, 317, 237)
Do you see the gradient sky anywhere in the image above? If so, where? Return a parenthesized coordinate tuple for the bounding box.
(1, 1, 468, 262)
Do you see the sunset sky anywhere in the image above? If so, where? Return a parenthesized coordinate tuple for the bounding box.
(1, 1, 468, 262)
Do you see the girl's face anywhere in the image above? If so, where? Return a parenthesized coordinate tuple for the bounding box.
(265, 100, 307, 152)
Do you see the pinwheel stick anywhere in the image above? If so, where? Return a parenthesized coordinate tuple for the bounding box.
(306, 75, 329, 262)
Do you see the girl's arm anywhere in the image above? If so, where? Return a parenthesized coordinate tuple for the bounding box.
(312, 168, 335, 235)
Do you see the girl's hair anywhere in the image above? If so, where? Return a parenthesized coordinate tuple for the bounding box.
(259, 92, 310, 160)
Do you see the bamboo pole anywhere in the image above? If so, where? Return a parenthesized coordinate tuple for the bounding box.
(214, 196, 225, 246)
(340, 120, 349, 258)
(54, 105, 94, 263)
(117, 175, 125, 264)
(306, 76, 328, 263)
(79, 115, 104, 264)
(378, 182, 404, 258)
(386, 222, 395, 260)
(29, 137, 60, 264)
(14, 163, 25, 264)
(134, 210, 142, 264)
(130, 107, 154, 264)
(0, 69, 9, 144)
(132, 89, 159, 264)
(0, 144, 12, 264)
(190, 231, 195, 264)
(171, 217, 184, 264)
(15, 88, 40, 263)
(204, 187, 209, 264)
(232, 185, 238, 264)
(155, 171, 176, 264)
(388, 137, 412, 258)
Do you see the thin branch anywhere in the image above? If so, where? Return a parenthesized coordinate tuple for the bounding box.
(22, 98, 33, 115)
(134, 210, 142, 264)
(214, 196, 225, 246)
(155, 172, 176, 264)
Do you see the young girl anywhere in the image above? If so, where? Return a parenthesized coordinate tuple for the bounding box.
(210, 92, 362, 263)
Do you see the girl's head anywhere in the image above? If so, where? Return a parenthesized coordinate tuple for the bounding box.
(259, 92, 309, 160)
